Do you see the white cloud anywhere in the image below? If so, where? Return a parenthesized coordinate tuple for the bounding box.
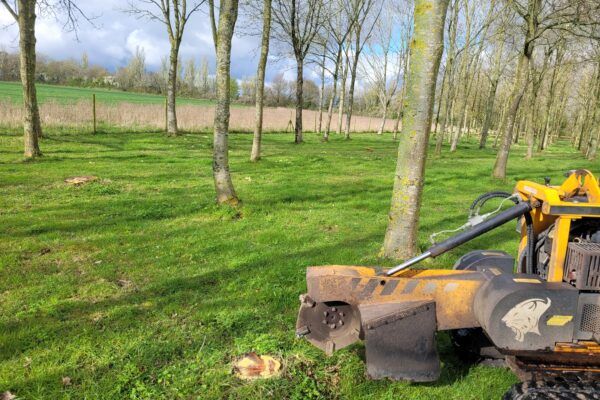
(125, 29, 169, 67)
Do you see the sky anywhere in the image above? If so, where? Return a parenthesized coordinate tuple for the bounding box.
(0, 0, 306, 82)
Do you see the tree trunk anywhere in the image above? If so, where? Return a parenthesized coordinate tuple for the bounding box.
(318, 45, 326, 135)
(295, 57, 304, 144)
(433, 0, 459, 156)
(213, 0, 240, 205)
(382, 0, 449, 260)
(250, 0, 272, 162)
(18, 0, 42, 158)
(492, 42, 533, 179)
(377, 101, 388, 135)
(344, 54, 359, 140)
(167, 43, 180, 135)
(324, 47, 343, 141)
(337, 54, 348, 135)
(480, 79, 498, 149)
(345, 27, 362, 140)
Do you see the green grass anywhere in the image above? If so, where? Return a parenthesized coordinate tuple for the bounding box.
(0, 81, 215, 106)
(0, 128, 598, 399)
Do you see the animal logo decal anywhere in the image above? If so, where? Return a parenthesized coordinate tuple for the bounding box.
(501, 298, 551, 342)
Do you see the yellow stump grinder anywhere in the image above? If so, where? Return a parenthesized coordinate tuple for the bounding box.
(295, 170, 600, 398)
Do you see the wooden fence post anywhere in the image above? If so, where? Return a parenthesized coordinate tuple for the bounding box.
(165, 97, 168, 133)
(92, 93, 96, 134)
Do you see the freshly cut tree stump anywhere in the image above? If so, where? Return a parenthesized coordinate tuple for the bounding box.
(64, 176, 98, 186)
(233, 353, 281, 380)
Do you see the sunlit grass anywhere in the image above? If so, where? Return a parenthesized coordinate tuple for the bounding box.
(0, 128, 597, 399)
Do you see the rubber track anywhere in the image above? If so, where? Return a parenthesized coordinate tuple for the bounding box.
(503, 380, 600, 400)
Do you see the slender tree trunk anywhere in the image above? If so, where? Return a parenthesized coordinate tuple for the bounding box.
(526, 94, 538, 159)
(337, 54, 349, 135)
(382, 0, 449, 260)
(318, 45, 326, 135)
(167, 43, 180, 135)
(480, 79, 498, 149)
(345, 53, 360, 140)
(250, 0, 272, 162)
(295, 56, 304, 144)
(324, 47, 343, 141)
(434, 0, 458, 156)
(433, 64, 447, 135)
(393, 82, 407, 140)
(492, 40, 534, 179)
(377, 101, 388, 135)
(213, 0, 240, 205)
(586, 67, 600, 159)
(17, 0, 42, 158)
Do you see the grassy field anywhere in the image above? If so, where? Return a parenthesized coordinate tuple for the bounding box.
(0, 128, 598, 399)
(0, 81, 215, 106)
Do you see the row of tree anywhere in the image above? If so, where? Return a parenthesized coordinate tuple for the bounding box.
(3, 0, 600, 259)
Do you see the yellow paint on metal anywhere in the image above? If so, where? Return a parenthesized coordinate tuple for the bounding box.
(546, 315, 573, 326)
(513, 278, 541, 284)
(548, 217, 572, 282)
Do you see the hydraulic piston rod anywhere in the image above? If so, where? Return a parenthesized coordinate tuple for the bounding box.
(386, 201, 534, 276)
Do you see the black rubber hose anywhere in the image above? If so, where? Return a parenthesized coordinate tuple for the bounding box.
(469, 191, 519, 218)
(469, 191, 515, 212)
(428, 201, 534, 257)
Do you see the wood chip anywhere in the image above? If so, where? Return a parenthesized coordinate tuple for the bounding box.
(64, 176, 98, 186)
(233, 352, 281, 380)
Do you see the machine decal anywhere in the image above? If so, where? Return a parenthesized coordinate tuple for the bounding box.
(501, 298, 552, 342)
(546, 315, 573, 326)
(513, 278, 542, 284)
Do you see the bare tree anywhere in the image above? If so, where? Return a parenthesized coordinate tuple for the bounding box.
(250, 0, 272, 161)
(344, 0, 380, 140)
(125, 0, 204, 136)
(272, 0, 324, 143)
(433, 0, 459, 155)
(492, 0, 600, 179)
(361, 10, 403, 136)
(382, 0, 449, 259)
(322, 0, 355, 141)
(1, 0, 92, 158)
(212, 0, 240, 205)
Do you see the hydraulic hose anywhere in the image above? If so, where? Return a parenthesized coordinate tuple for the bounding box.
(387, 201, 534, 276)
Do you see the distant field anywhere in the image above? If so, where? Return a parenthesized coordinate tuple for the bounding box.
(0, 81, 396, 133)
(0, 81, 215, 106)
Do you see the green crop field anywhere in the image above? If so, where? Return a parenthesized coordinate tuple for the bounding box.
(1, 128, 598, 399)
(0, 81, 216, 106)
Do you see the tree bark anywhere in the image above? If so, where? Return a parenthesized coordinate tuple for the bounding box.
(213, 0, 240, 205)
(337, 53, 349, 135)
(167, 43, 180, 135)
(17, 0, 42, 158)
(324, 45, 343, 141)
(492, 49, 530, 179)
(377, 101, 388, 135)
(480, 79, 498, 149)
(382, 0, 449, 259)
(251, 0, 272, 162)
(434, 0, 458, 156)
(344, 53, 359, 140)
(317, 45, 326, 135)
(294, 58, 304, 143)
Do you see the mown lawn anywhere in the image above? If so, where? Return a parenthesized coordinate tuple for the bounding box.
(0, 128, 598, 399)
(0, 81, 216, 106)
